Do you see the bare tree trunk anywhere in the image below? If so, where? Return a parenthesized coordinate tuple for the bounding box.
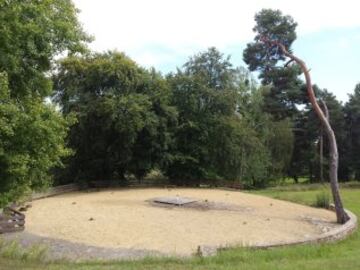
(319, 100, 329, 184)
(262, 39, 350, 224)
(319, 128, 324, 183)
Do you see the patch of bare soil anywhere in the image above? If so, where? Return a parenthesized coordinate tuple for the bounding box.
(22, 188, 339, 256)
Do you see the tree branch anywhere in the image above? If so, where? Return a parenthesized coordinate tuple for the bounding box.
(284, 59, 294, 68)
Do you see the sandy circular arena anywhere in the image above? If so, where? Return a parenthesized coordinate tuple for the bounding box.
(25, 188, 339, 256)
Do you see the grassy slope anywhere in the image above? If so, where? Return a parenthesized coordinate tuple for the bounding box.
(0, 186, 359, 270)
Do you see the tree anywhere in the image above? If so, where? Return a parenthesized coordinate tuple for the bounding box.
(243, 9, 297, 76)
(245, 9, 349, 223)
(243, 9, 308, 182)
(183, 47, 234, 90)
(165, 49, 240, 183)
(165, 48, 291, 187)
(235, 70, 294, 185)
(260, 67, 306, 120)
(0, 73, 73, 207)
(306, 89, 348, 182)
(344, 83, 360, 179)
(288, 109, 313, 183)
(0, 0, 89, 206)
(0, 0, 90, 99)
(53, 52, 177, 183)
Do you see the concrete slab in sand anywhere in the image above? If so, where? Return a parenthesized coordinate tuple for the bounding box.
(152, 196, 198, 205)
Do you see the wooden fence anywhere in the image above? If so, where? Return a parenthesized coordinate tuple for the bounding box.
(31, 183, 80, 200)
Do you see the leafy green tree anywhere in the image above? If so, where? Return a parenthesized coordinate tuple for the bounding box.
(0, 0, 89, 206)
(165, 48, 291, 187)
(243, 9, 297, 82)
(304, 88, 347, 182)
(344, 83, 360, 179)
(243, 9, 309, 182)
(184, 47, 234, 90)
(243, 9, 305, 120)
(53, 52, 177, 183)
(238, 81, 294, 185)
(0, 73, 73, 207)
(286, 108, 314, 182)
(164, 48, 239, 184)
(267, 118, 294, 179)
(0, 0, 90, 98)
(261, 67, 306, 120)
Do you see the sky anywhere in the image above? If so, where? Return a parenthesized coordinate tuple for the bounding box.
(73, 0, 360, 102)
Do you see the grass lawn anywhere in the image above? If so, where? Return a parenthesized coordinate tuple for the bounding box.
(0, 185, 359, 270)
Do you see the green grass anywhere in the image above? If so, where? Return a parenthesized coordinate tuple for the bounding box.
(1, 185, 359, 270)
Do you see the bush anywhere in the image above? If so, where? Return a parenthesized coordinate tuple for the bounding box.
(314, 191, 330, 208)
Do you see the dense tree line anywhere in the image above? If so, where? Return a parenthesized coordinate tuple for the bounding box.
(53, 48, 293, 187)
(0, 2, 359, 207)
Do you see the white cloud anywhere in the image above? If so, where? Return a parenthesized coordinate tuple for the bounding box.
(72, 0, 360, 101)
(74, 0, 360, 53)
(133, 51, 173, 67)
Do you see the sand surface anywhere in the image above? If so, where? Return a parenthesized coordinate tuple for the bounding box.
(25, 188, 339, 255)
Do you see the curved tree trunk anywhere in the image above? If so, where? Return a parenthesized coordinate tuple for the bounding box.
(262, 39, 350, 224)
(319, 100, 329, 184)
(319, 128, 324, 183)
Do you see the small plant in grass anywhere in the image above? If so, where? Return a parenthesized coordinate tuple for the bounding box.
(0, 240, 47, 261)
(314, 191, 330, 209)
(0, 241, 23, 259)
(22, 245, 48, 261)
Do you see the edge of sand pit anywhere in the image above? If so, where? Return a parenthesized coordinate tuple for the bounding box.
(198, 208, 358, 256)
(0, 187, 358, 261)
(1, 208, 356, 260)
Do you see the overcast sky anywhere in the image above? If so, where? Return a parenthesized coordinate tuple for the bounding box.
(73, 0, 360, 102)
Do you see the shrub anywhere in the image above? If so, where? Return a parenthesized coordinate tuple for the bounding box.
(314, 191, 330, 208)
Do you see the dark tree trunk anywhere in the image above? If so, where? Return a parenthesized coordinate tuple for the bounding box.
(261, 38, 350, 224)
(309, 162, 314, 183)
(293, 175, 298, 184)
